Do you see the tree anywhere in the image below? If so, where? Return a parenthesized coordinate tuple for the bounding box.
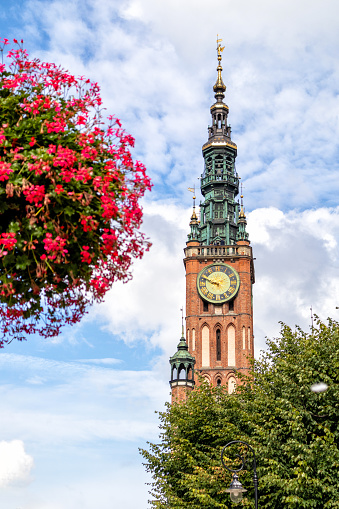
(0, 39, 152, 345)
(140, 318, 339, 508)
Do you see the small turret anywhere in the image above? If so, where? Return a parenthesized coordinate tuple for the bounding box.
(169, 310, 195, 403)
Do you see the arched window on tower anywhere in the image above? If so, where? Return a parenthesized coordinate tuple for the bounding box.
(228, 376, 236, 394)
(172, 366, 178, 380)
(178, 364, 186, 380)
(227, 325, 236, 366)
(226, 157, 233, 174)
(201, 325, 210, 367)
(242, 326, 246, 350)
(205, 157, 212, 175)
(192, 328, 196, 351)
(216, 377, 222, 387)
(215, 155, 223, 176)
(248, 327, 251, 350)
(216, 329, 221, 361)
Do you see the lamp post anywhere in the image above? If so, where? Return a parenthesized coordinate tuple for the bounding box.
(221, 440, 258, 508)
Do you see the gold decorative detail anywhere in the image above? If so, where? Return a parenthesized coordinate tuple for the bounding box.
(214, 35, 226, 96)
(202, 140, 237, 150)
(188, 186, 198, 223)
(217, 34, 225, 58)
(239, 185, 246, 219)
(210, 103, 229, 111)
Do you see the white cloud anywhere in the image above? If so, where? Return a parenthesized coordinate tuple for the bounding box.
(0, 440, 34, 488)
(19, 0, 339, 212)
(83, 201, 339, 360)
(77, 358, 122, 365)
(248, 206, 339, 351)
(0, 353, 168, 446)
(90, 200, 190, 357)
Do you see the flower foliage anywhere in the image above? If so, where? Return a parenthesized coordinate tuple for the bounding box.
(0, 39, 152, 346)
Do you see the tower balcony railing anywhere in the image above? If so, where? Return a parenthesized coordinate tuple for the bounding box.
(198, 245, 236, 257)
(190, 244, 251, 258)
(201, 174, 238, 187)
(208, 126, 231, 138)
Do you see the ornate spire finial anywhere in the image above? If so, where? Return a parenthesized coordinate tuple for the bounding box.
(180, 306, 184, 336)
(239, 183, 246, 219)
(217, 34, 225, 59)
(214, 35, 226, 102)
(188, 186, 198, 221)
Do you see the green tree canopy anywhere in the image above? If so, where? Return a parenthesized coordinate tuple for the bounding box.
(141, 318, 339, 508)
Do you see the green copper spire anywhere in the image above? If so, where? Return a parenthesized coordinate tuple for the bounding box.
(191, 38, 249, 247)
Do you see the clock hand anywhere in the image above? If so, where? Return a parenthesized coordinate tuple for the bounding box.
(202, 275, 220, 287)
(201, 275, 216, 282)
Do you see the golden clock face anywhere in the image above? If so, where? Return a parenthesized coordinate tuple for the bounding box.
(197, 263, 240, 304)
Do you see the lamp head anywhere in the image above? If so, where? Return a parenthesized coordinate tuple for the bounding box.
(225, 473, 247, 505)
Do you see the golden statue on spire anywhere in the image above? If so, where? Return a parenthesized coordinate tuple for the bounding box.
(216, 35, 225, 59)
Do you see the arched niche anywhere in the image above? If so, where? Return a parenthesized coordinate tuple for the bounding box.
(227, 325, 236, 366)
(228, 376, 236, 394)
(201, 325, 210, 367)
(192, 328, 196, 351)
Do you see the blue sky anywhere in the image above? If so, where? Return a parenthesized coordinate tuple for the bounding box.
(0, 0, 339, 507)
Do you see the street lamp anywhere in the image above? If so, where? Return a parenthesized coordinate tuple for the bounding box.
(221, 440, 258, 508)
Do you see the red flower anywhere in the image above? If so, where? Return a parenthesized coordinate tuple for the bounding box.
(0, 39, 152, 347)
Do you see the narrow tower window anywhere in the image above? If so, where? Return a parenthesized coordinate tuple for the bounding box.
(248, 327, 251, 350)
(192, 328, 196, 351)
(201, 326, 210, 367)
(229, 300, 234, 312)
(242, 326, 246, 350)
(228, 376, 236, 394)
(178, 364, 186, 380)
(216, 329, 221, 361)
(203, 300, 209, 312)
(227, 325, 236, 366)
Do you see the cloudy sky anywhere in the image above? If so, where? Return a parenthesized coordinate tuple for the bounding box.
(1, 0, 339, 507)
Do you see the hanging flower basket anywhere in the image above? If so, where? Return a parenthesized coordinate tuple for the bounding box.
(0, 39, 152, 346)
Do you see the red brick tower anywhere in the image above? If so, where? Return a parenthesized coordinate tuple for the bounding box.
(170, 39, 255, 398)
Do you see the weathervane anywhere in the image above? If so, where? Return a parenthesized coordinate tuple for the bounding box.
(188, 186, 196, 207)
(216, 34, 225, 59)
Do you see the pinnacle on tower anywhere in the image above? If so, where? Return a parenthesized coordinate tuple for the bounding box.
(187, 188, 199, 241)
(236, 189, 249, 242)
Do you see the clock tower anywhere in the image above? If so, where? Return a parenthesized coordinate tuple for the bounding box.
(170, 41, 255, 400)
